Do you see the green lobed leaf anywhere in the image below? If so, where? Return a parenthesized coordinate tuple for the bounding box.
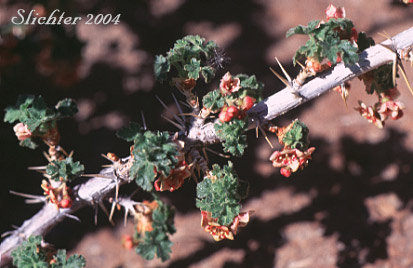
(130, 130, 179, 191)
(46, 157, 84, 182)
(20, 138, 38, 150)
(282, 120, 310, 150)
(235, 74, 264, 101)
(154, 55, 170, 82)
(136, 200, 175, 261)
(55, 99, 78, 118)
(11, 236, 49, 268)
(201, 66, 216, 83)
(214, 119, 248, 157)
(116, 122, 142, 142)
(196, 162, 248, 226)
(288, 18, 358, 66)
(184, 58, 201, 80)
(202, 89, 225, 111)
(5, 95, 78, 150)
(4, 95, 35, 123)
(338, 40, 359, 65)
(286, 20, 320, 37)
(24, 96, 55, 131)
(155, 35, 219, 83)
(51, 250, 86, 268)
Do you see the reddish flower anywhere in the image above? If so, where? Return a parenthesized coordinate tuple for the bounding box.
(121, 235, 135, 250)
(13, 123, 32, 141)
(201, 211, 252, 241)
(377, 99, 404, 121)
(220, 72, 241, 95)
(269, 147, 315, 177)
(325, 4, 346, 20)
(135, 200, 158, 234)
(154, 140, 191, 192)
(355, 101, 383, 128)
(154, 160, 192, 192)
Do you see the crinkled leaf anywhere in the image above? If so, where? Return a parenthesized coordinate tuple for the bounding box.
(184, 58, 201, 80)
(282, 120, 310, 150)
(154, 55, 170, 82)
(214, 119, 248, 157)
(130, 130, 178, 191)
(116, 122, 142, 142)
(5, 96, 77, 148)
(235, 74, 264, 101)
(20, 138, 38, 150)
(46, 157, 84, 182)
(4, 95, 35, 123)
(288, 18, 358, 66)
(136, 200, 175, 261)
(11, 236, 48, 268)
(51, 250, 86, 268)
(155, 35, 220, 83)
(202, 89, 225, 111)
(201, 66, 216, 83)
(55, 99, 78, 118)
(286, 20, 320, 37)
(196, 162, 248, 226)
(24, 96, 55, 131)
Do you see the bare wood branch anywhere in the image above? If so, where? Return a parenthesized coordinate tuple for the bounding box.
(1, 26, 413, 267)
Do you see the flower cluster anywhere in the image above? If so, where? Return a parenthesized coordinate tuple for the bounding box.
(304, 4, 359, 74)
(201, 210, 252, 241)
(203, 72, 263, 157)
(217, 72, 256, 123)
(41, 180, 73, 209)
(355, 88, 404, 128)
(269, 147, 316, 178)
(269, 120, 315, 177)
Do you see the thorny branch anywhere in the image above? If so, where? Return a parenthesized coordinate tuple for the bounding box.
(1, 26, 413, 267)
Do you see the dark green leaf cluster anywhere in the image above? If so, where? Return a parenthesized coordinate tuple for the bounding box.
(154, 35, 219, 83)
(364, 63, 395, 95)
(11, 236, 86, 268)
(214, 119, 248, 157)
(4, 95, 78, 149)
(46, 157, 84, 182)
(357, 32, 375, 52)
(287, 18, 359, 66)
(51, 250, 86, 268)
(116, 123, 179, 191)
(11, 236, 48, 268)
(196, 162, 249, 226)
(136, 200, 176, 261)
(282, 120, 310, 150)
